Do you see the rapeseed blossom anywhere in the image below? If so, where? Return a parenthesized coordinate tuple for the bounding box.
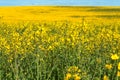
(118, 62, 120, 70)
(73, 74, 81, 80)
(103, 75, 109, 80)
(117, 71, 120, 77)
(111, 54, 119, 60)
(64, 73, 71, 80)
(105, 64, 112, 70)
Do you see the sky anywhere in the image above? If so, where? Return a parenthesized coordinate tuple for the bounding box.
(0, 0, 120, 6)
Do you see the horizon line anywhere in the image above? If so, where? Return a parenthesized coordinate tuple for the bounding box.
(0, 5, 120, 7)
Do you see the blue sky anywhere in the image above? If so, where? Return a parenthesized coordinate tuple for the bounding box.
(0, 0, 120, 6)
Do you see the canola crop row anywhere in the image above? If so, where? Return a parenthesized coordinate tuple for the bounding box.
(0, 19, 120, 79)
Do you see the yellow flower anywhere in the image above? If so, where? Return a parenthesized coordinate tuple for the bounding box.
(47, 45, 54, 50)
(64, 73, 71, 80)
(105, 64, 112, 70)
(118, 62, 120, 70)
(111, 54, 119, 60)
(67, 66, 79, 72)
(78, 69, 81, 73)
(117, 71, 120, 77)
(73, 74, 81, 80)
(103, 75, 109, 80)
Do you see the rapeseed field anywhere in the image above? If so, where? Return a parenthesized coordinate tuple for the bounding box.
(0, 6, 120, 80)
